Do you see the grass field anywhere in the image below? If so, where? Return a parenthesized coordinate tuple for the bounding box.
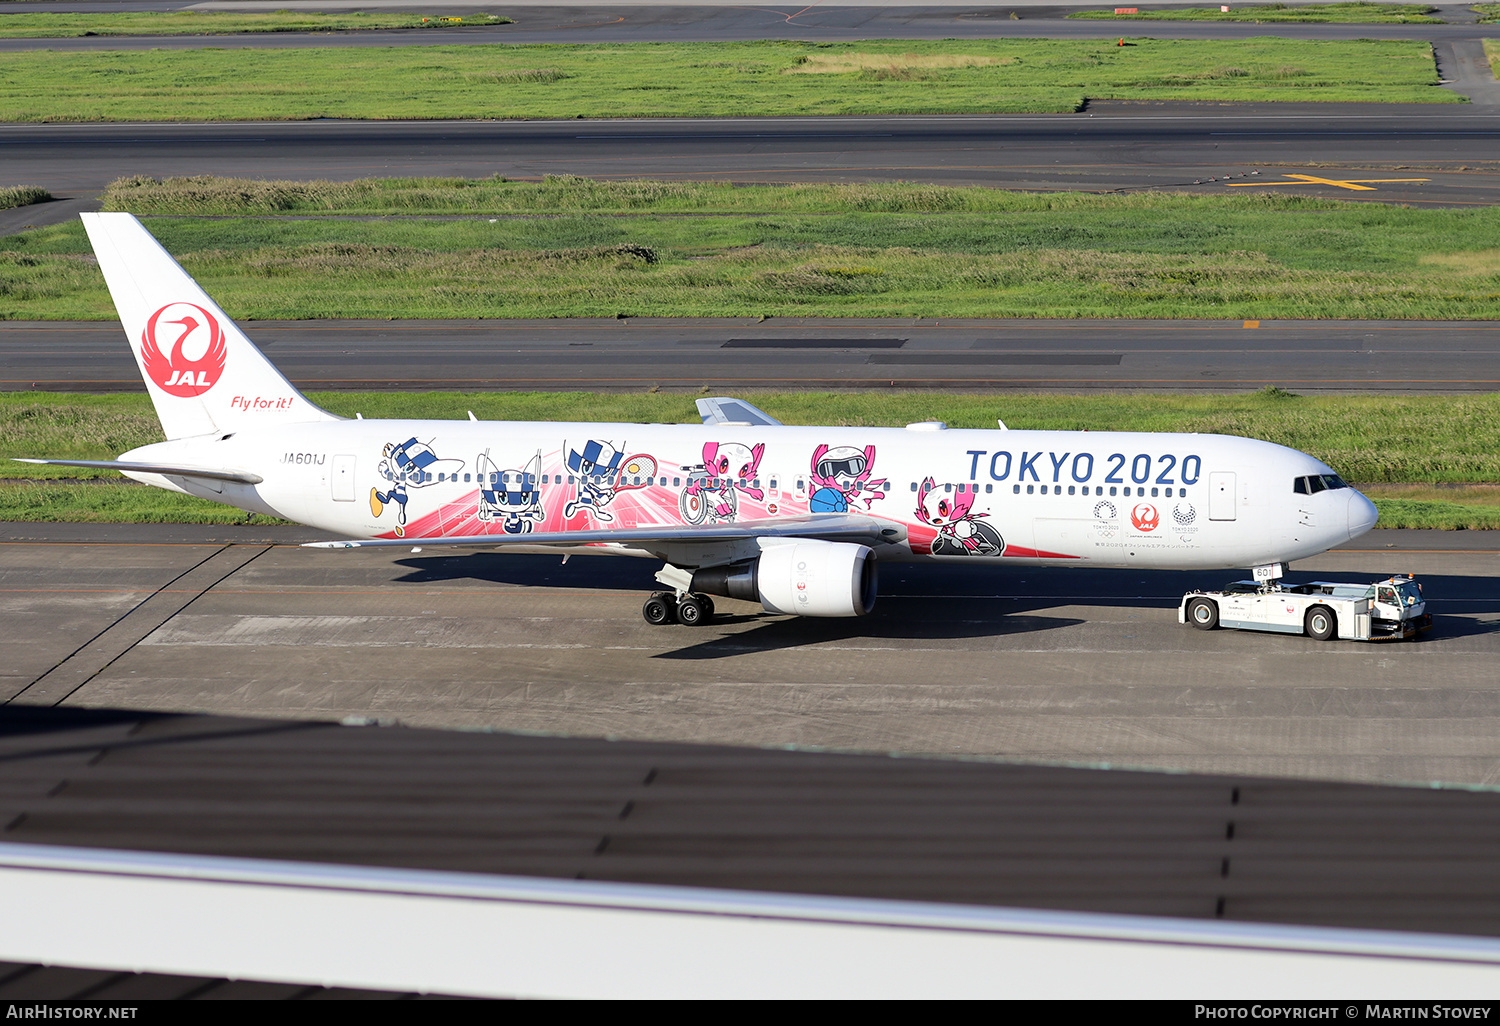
(2, 389, 1496, 526)
(1476, 4, 1500, 23)
(0, 11, 510, 37)
(7, 180, 1499, 321)
(1487, 39, 1500, 75)
(1070, 3, 1442, 22)
(0, 38, 1450, 122)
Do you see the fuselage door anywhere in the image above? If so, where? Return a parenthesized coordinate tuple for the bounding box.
(1208, 471, 1237, 521)
(332, 454, 357, 501)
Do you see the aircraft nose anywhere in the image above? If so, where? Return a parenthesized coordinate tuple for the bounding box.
(1347, 489, 1379, 540)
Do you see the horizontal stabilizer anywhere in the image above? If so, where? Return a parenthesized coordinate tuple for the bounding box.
(695, 397, 783, 428)
(14, 458, 264, 485)
(305, 513, 903, 551)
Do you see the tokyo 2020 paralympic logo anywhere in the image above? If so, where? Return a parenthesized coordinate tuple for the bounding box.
(140, 302, 226, 397)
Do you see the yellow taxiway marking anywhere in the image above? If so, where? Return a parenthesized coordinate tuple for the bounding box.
(1229, 173, 1431, 192)
(1243, 320, 1260, 329)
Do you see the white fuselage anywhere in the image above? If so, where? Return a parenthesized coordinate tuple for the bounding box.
(120, 420, 1377, 570)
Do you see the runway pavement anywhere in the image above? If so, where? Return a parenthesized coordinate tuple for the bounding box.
(3, 316, 1497, 392)
(5, 108, 1500, 223)
(2, 4, 1499, 50)
(2, 522, 1496, 789)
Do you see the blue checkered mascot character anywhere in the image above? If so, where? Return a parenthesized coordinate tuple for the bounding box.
(564, 439, 625, 522)
(478, 453, 545, 534)
(371, 436, 445, 536)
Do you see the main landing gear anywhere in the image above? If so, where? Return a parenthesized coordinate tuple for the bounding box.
(642, 591, 716, 626)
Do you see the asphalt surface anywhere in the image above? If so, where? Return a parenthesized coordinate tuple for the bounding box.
(2, 4, 1499, 49)
(4, 316, 1498, 392)
(11, 701, 1500, 946)
(5, 108, 1500, 227)
(0, 523, 1494, 789)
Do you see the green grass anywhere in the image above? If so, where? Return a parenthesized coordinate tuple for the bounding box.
(1070, 3, 1442, 22)
(0, 11, 511, 38)
(1476, 5, 1500, 23)
(9, 183, 1500, 321)
(4, 390, 1498, 525)
(0, 186, 49, 211)
(0, 38, 1451, 122)
(1486, 39, 1500, 76)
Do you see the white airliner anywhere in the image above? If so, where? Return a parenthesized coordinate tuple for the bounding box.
(23, 213, 1379, 625)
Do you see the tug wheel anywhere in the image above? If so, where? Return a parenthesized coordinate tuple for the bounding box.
(1186, 597, 1218, 631)
(642, 593, 676, 626)
(1305, 606, 1337, 642)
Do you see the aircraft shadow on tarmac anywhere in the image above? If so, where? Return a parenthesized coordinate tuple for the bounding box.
(389, 555, 1500, 646)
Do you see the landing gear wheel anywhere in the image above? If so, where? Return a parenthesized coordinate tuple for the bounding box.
(1305, 605, 1336, 642)
(676, 595, 709, 626)
(1186, 597, 1218, 631)
(698, 595, 715, 618)
(642, 592, 676, 626)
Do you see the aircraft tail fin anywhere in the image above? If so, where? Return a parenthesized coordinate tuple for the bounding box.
(81, 212, 339, 440)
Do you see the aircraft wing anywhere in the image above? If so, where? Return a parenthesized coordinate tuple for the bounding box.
(695, 397, 783, 428)
(304, 513, 904, 550)
(14, 458, 265, 485)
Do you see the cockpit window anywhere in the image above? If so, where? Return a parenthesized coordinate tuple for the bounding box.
(1294, 474, 1350, 494)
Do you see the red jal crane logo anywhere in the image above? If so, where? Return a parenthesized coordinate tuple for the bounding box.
(1131, 503, 1160, 532)
(140, 302, 226, 397)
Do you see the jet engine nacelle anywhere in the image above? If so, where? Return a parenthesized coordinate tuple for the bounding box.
(690, 540, 877, 618)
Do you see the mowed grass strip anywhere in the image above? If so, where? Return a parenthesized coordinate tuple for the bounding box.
(90, 173, 1446, 217)
(0, 38, 1450, 121)
(2, 390, 1497, 526)
(1070, 3, 1443, 22)
(7, 190, 1500, 320)
(0, 11, 510, 38)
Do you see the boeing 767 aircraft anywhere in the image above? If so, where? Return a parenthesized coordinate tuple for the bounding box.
(23, 213, 1379, 626)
